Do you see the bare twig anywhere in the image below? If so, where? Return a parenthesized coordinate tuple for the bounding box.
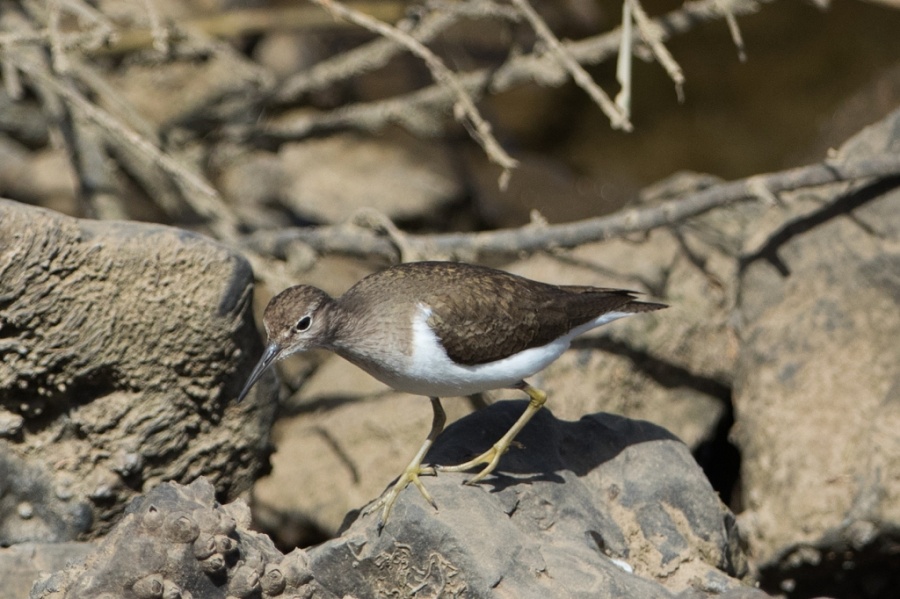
(56, 0, 115, 29)
(276, 2, 522, 103)
(276, 9, 456, 102)
(6, 5, 117, 218)
(352, 207, 422, 262)
(510, 0, 631, 131)
(615, 0, 633, 119)
(243, 152, 900, 262)
(69, 57, 160, 142)
(47, 0, 69, 72)
(628, 0, 685, 102)
(12, 51, 242, 240)
(717, 0, 749, 62)
(0, 3, 403, 57)
(0, 44, 24, 99)
(306, 0, 518, 185)
(139, 0, 170, 54)
(261, 0, 766, 143)
(66, 57, 190, 220)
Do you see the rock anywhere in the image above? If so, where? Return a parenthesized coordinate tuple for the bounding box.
(103, 38, 271, 132)
(733, 107, 900, 593)
(0, 89, 49, 147)
(215, 149, 290, 230)
(0, 138, 78, 216)
(31, 407, 759, 599)
(278, 133, 464, 225)
(309, 402, 755, 598)
(29, 478, 338, 599)
(252, 30, 328, 82)
(0, 199, 277, 542)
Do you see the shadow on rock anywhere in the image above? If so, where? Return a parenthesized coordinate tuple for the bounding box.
(318, 401, 759, 599)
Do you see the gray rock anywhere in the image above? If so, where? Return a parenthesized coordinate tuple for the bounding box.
(29, 478, 337, 599)
(734, 107, 900, 592)
(27, 405, 759, 599)
(279, 133, 464, 225)
(309, 402, 754, 598)
(0, 199, 277, 542)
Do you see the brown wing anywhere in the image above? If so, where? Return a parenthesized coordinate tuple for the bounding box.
(408, 264, 662, 365)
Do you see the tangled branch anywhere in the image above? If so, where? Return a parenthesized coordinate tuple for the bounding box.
(243, 152, 900, 262)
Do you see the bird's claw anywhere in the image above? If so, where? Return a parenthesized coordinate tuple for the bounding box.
(436, 442, 508, 484)
(366, 464, 438, 531)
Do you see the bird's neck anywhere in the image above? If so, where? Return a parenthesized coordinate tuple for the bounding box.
(328, 296, 413, 367)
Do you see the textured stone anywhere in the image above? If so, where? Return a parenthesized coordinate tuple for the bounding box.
(733, 108, 900, 593)
(30, 407, 758, 599)
(29, 479, 338, 599)
(0, 199, 277, 542)
(308, 403, 752, 598)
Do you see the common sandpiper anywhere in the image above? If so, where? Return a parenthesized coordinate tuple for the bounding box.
(238, 261, 665, 528)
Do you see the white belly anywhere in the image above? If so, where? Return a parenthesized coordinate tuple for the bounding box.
(371, 304, 633, 397)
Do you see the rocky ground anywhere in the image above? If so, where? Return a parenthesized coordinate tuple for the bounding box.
(1, 2, 899, 598)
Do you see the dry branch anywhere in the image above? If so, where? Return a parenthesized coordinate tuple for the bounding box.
(243, 152, 900, 262)
(717, 0, 749, 62)
(0, 3, 405, 56)
(510, 0, 631, 131)
(305, 0, 518, 182)
(628, 0, 685, 100)
(279, 7, 444, 102)
(13, 52, 242, 240)
(261, 0, 765, 142)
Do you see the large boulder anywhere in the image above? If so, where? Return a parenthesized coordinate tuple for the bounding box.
(0, 199, 276, 543)
(733, 109, 900, 594)
(311, 403, 757, 598)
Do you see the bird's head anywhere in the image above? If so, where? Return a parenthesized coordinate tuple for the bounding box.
(237, 285, 334, 402)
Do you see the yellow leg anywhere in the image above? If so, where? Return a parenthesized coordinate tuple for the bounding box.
(437, 383, 547, 484)
(366, 397, 446, 530)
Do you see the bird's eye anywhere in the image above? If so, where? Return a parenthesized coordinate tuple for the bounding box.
(295, 315, 312, 332)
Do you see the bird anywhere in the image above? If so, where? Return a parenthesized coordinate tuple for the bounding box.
(237, 261, 665, 528)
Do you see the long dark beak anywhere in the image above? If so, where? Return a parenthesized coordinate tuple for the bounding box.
(237, 343, 281, 403)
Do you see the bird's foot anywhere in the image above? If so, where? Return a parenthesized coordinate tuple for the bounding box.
(365, 463, 438, 531)
(435, 439, 510, 485)
(439, 385, 546, 484)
